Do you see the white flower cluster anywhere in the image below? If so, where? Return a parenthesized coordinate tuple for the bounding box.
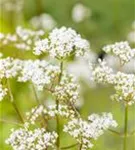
(0, 57, 61, 100)
(26, 104, 75, 125)
(0, 57, 21, 101)
(46, 104, 75, 118)
(90, 59, 114, 84)
(64, 113, 117, 150)
(72, 3, 92, 23)
(91, 59, 135, 105)
(34, 27, 90, 59)
(103, 41, 135, 65)
(26, 105, 44, 125)
(30, 13, 57, 31)
(54, 73, 79, 103)
(111, 72, 135, 105)
(0, 26, 44, 51)
(0, 57, 21, 79)
(18, 60, 60, 91)
(6, 128, 58, 150)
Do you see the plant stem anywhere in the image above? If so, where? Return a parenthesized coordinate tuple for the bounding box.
(56, 61, 63, 150)
(0, 119, 23, 126)
(123, 104, 128, 150)
(61, 143, 78, 149)
(32, 84, 47, 127)
(7, 79, 24, 123)
(36, 0, 43, 15)
(108, 129, 122, 136)
(56, 99, 60, 150)
(58, 62, 63, 83)
(79, 143, 82, 150)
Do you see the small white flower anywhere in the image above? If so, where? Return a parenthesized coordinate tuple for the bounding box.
(72, 3, 92, 23)
(30, 13, 57, 31)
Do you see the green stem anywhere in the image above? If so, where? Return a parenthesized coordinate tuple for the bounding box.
(56, 61, 63, 150)
(108, 129, 122, 136)
(0, 119, 23, 127)
(36, 0, 43, 15)
(32, 84, 47, 127)
(61, 143, 78, 149)
(79, 143, 82, 150)
(7, 79, 24, 123)
(56, 99, 60, 150)
(123, 104, 128, 150)
(58, 62, 63, 83)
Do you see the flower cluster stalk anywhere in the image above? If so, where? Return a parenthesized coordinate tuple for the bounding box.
(7, 79, 24, 123)
(32, 84, 47, 127)
(56, 61, 63, 150)
(123, 104, 128, 150)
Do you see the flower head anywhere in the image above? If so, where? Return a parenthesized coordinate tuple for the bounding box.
(6, 128, 58, 150)
(64, 113, 117, 150)
(103, 41, 135, 65)
(34, 27, 90, 59)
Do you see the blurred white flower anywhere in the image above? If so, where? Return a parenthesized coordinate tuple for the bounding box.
(104, 55, 135, 73)
(127, 21, 135, 44)
(72, 3, 92, 23)
(67, 51, 97, 87)
(0, 26, 45, 51)
(30, 13, 57, 31)
(0, 53, 3, 58)
(0, 0, 23, 12)
(127, 30, 135, 44)
(132, 20, 135, 30)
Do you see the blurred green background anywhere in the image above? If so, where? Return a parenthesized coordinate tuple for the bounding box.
(0, 0, 135, 150)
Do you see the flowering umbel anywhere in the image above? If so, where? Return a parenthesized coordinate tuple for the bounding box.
(91, 41, 135, 105)
(34, 27, 90, 59)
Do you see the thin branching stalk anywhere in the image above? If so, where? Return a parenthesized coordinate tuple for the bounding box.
(79, 143, 82, 150)
(56, 61, 63, 150)
(7, 79, 24, 123)
(61, 143, 78, 149)
(32, 84, 47, 127)
(0, 119, 23, 127)
(108, 129, 122, 136)
(70, 102, 80, 118)
(123, 104, 128, 150)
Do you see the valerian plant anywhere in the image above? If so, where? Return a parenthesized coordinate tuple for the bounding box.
(0, 26, 134, 150)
